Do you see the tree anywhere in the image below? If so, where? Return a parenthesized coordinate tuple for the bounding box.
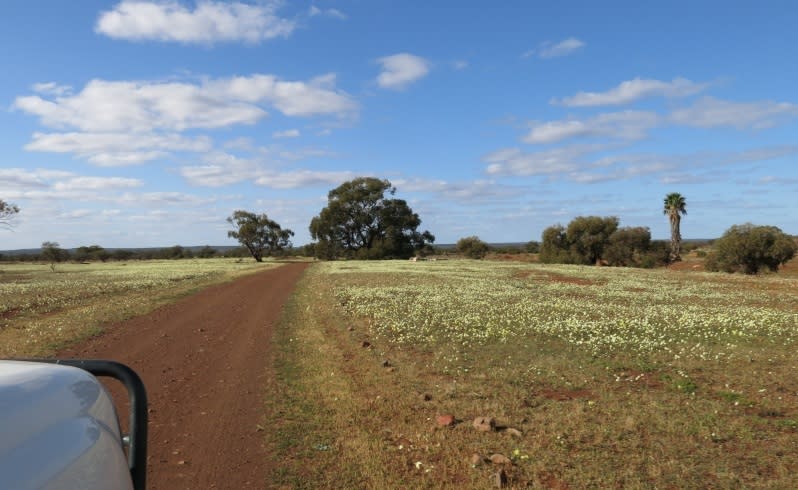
(74, 245, 110, 262)
(196, 245, 217, 258)
(663, 192, 687, 262)
(0, 200, 19, 229)
(604, 226, 653, 267)
(228, 210, 294, 262)
(309, 177, 434, 259)
(539, 224, 572, 263)
(456, 236, 489, 259)
(566, 216, 619, 265)
(41, 241, 68, 271)
(705, 224, 796, 274)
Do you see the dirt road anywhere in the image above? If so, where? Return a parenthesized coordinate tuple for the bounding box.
(58, 262, 309, 489)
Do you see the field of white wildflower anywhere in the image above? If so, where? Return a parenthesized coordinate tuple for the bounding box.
(329, 260, 798, 360)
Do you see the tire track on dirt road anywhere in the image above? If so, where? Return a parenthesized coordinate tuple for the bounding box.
(58, 262, 309, 489)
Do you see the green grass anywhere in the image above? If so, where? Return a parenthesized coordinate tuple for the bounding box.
(268, 259, 798, 488)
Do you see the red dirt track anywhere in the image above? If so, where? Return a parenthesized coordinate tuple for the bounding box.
(58, 262, 309, 489)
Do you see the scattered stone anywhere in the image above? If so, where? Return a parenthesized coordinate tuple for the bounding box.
(177, 460, 187, 466)
(490, 453, 512, 465)
(473, 416, 496, 432)
(381, 359, 391, 368)
(470, 453, 485, 466)
(504, 427, 523, 438)
(347, 326, 355, 331)
(436, 414, 455, 427)
(492, 468, 508, 488)
(361, 341, 371, 348)
(421, 393, 432, 401)
(387, 367, 396, 373)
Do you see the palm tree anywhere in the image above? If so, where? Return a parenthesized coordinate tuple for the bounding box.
(663, 192, 687, 262)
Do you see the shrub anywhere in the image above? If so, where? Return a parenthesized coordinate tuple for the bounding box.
(705, 224, 796, 274)
(456, 236, 489, 259)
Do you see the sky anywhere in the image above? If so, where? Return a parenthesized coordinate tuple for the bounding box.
(2, 1, 797, 250)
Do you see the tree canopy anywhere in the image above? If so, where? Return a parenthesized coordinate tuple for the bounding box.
(309, 177, 434, 259)
(456, 236, 489, 259)
(0, 200, 19, 228)
(227, 210, 294, 262)
(705, 223, 796, 274)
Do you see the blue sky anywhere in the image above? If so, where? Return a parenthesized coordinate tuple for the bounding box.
(2, 1, 797, 249)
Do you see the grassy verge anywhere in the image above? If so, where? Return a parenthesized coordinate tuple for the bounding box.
(268, 260, 798, 488)
(0, 258, 282, 357)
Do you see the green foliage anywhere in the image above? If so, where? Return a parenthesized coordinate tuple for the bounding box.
(196, 245, 218, 258)
(308, 177, 434, 260)
(525, 241, 540, 254)
(456, 236, 489, 259)
(228, 210, 294, 262)
(41, 241, 68, 271)
(567, 216, 619, 264)
(539, 224, 572, 263)
(540, 217, 620, 265)
(705, 223, 796, 274)
(74, 245, 110, 262)
(604, 226, 654, 267)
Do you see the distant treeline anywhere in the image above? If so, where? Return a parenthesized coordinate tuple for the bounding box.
(0, 242, 550, 263)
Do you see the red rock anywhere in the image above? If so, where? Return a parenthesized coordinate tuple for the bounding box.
(436, 414, 456, 427)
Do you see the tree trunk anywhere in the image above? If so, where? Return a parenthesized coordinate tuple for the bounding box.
(669, 214, 682, 262)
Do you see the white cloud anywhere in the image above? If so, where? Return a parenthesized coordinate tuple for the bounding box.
(452, 60, 469, 70)
(255, 169, 355, 189)
(273, 129, 300, 139)
(15, 75, 356, 133)
(179, 150, 343, 187)
(524, 111, 659, 144)
(483, 146, 595, 177)
(376, 53, 431, 90)
(553, 77, 709, 107)
(53, 177, 143, 191)
(525, 37, 585, 59)
(392, 178, 525, 202)
(309, 5, 347, 19)
(32, 82, 72, 97)
(96, 0, 296, 44)
(670, 97, 798, 129)
(25, 132, 212, 166)
(179, 152, 260, 187)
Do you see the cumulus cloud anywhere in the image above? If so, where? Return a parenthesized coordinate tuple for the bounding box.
(553, 77, 708, 107)
(15, 75, 355, 133)
(376, 53, 431, 90)
(95, 0, 296, 44)
(272, 129, 300, 139)
(15, 74, 356, 164)
(670, 97, 798, 129)
(524, 111, 659, 144)
(524, 37, 585, 59)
